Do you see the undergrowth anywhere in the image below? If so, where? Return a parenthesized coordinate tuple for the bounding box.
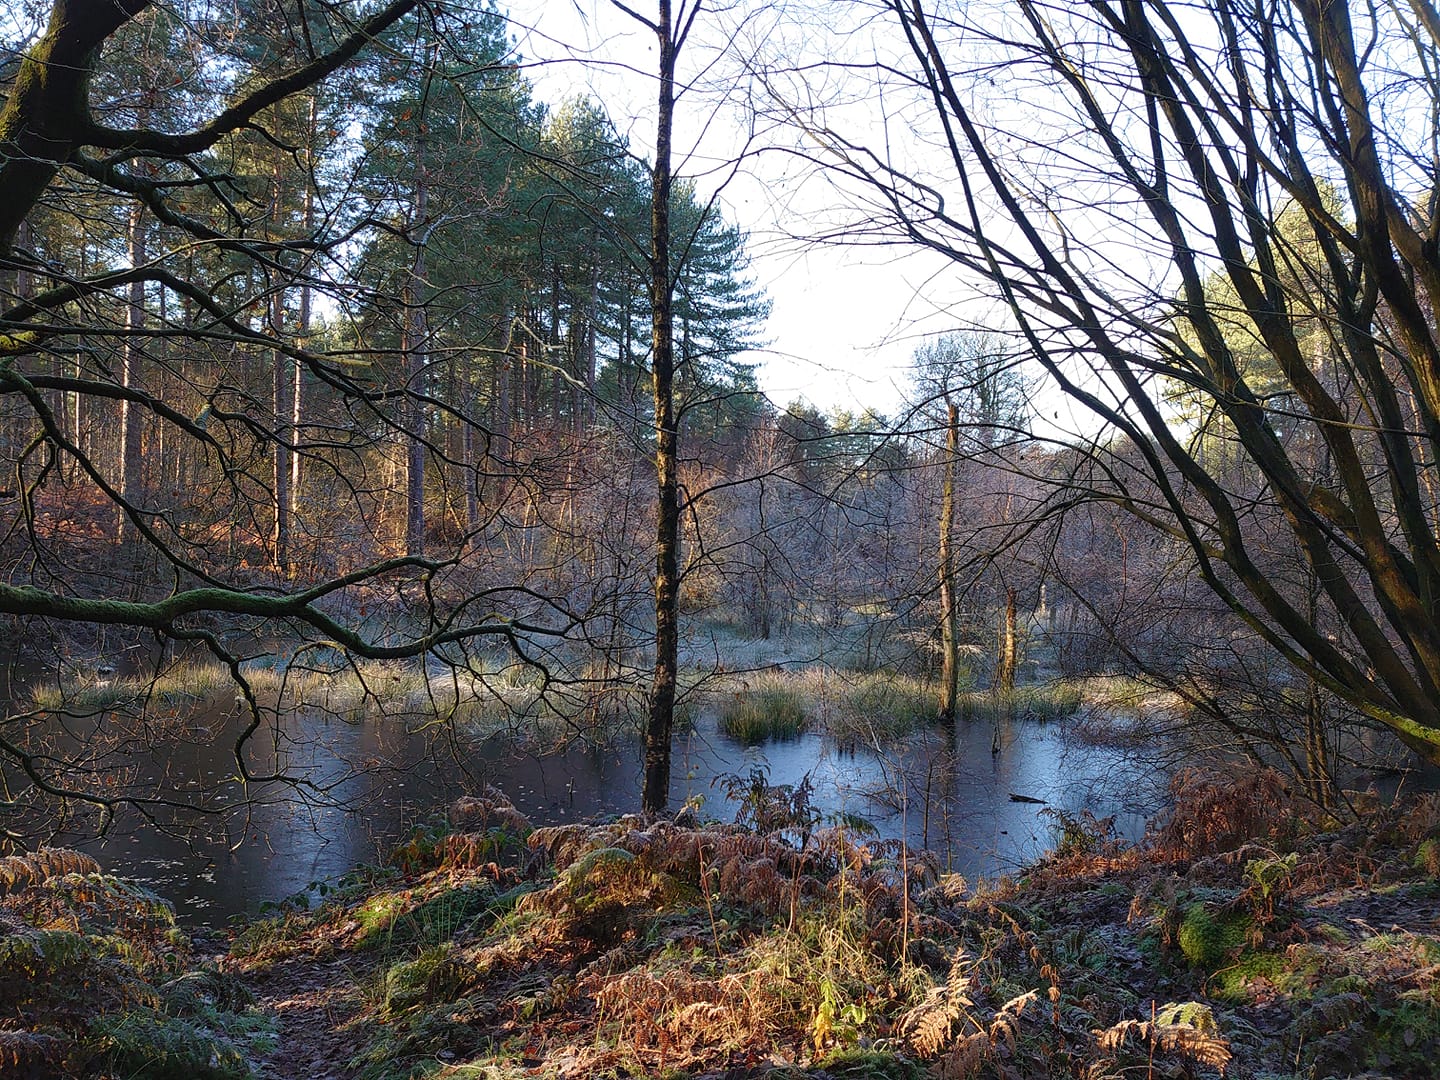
(14, 763, 1440, 1079)
(230, 765, 1440, 1080)
(0, 849, 274, 1078)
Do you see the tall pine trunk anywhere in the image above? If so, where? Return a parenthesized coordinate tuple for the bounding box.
(404, 91, 431, 558)
(118, 201, 146, 547)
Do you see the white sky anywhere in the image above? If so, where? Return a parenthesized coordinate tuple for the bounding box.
(500, 0, 942, 420)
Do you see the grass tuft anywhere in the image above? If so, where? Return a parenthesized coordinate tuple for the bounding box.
(718, 677, 809, 742)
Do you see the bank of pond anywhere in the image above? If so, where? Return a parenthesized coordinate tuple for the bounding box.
(4, 769, 1440, 1079)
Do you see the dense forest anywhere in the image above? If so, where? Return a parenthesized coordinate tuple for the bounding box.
(3, 0, 1440, 1077)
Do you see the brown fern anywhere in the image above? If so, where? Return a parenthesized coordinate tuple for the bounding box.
(450, 788, 531, 835)
(0, 849, 102, 896)
(1153, 767, 1288, 860)
(898, 951, 977, 1057)
(1094, 1001, 1232, 1075)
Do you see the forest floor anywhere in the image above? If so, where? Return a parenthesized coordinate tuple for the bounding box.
(4, 765, 1440, 1079)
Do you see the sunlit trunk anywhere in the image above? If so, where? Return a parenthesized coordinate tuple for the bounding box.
(118, 201, 146, 546)
(996, 586, 1017, 694)
(938, 400, 961, 722)
(643, 0, 679, 816)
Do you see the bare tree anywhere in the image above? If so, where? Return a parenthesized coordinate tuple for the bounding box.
(909, 332, 1029, 717)
(773, 0, 1440, 765)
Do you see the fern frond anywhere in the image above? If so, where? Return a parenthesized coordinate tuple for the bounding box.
(0, 849, 102, 895)
(1094, 1001, 1231, 1075)
(0, 1027, 64, 1075)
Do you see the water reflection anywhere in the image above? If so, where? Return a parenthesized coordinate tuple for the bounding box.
(7, 689, 1168, 924)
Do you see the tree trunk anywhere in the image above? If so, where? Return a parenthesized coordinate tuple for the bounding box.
(404, 98, 431, 559)
(996, 586, 1018, 695)
(117, 200, 146, 546)
(271, 288, 293, 574)
(643, 0, 679, 816)
(288, 95, 317, 569)
(938, 400, 960, 722)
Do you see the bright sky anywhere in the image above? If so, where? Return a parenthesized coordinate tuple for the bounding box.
(500, 0, 945, 420)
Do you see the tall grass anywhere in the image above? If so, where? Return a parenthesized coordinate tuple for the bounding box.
(827, 672, 939, 743)
(718, 676, 809, 742)
(29, 661, 263, 712)
(710, 668, 940, 745)
(958, 681, 1085, 722)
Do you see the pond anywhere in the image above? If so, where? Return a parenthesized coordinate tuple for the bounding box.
(2, 661, 1171, 924)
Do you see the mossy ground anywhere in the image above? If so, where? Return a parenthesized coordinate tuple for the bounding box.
(7, 773, 1440, 1078)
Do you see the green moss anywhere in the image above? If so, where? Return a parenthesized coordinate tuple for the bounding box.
(811, 1049, 928, 1079)
(1211, 951, 1286, 1002)
(1177, 903, 1249, 969)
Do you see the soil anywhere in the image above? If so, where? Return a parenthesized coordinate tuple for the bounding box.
(244, 955, 375, 1080)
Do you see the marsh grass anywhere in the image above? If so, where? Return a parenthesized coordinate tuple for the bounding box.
(710, 668, 939, 745)
(29, 661, 263, 713)
(718, 676, 809, 742)
(827, 672, 939, 743)
(958, 681, 1085, 722)
(29, 651, 673, 749)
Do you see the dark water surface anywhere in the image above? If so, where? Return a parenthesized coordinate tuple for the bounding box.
(3, 658, 1168, 924)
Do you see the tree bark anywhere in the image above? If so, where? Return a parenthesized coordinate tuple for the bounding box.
(996, 586, 1017, 695)
(938, 400, 960, 722)
(404, 85, 431, 559)
(643, 0, 679, 816)
(117, 200, 146, 546)
(0, 0, 149, 261)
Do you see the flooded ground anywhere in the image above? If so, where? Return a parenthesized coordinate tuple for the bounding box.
(2, 693, 1167, 922)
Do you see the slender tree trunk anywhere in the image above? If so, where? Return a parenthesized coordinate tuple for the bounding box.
(757, 482, 772, 640)
(643, 0, 679, 816)
(584, 255, 599, 431)
(289, 96, 316, 566)
(117, 201, 146, 546)
(495, 312, 513, 462)
(404, 114, 430, 558)
(550, 261, 563, 429)
(938, 400, 960, 722)
(271, 287, 293, 574)
(996, 586, 1018, 694)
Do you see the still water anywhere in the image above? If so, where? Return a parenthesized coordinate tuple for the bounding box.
(5, 677, 1167, 924)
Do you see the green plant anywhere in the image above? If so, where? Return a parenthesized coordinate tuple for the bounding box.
(811, 1049, 928, 1079)
(1415, 837, 1440, 878)
(87, 1011, 256, 1080)
(812, 974, 869, 1053)
(1177, 903, 1250, 969)
(718, 683, 809, 742)
(1241, 851, 1299, 935)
